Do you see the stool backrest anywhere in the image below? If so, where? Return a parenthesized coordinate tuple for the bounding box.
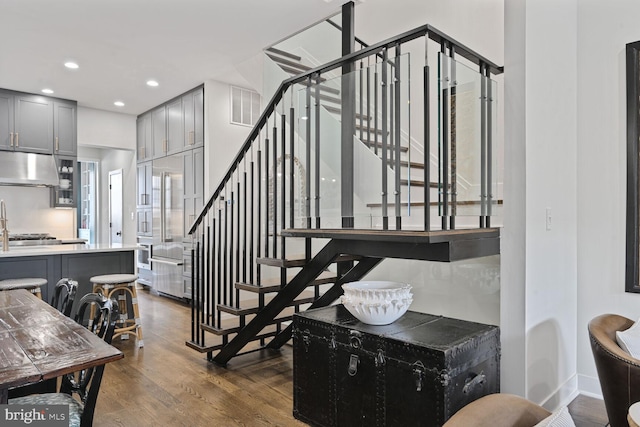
(51, 278, 78, 317)
(63, 293, 118, 427)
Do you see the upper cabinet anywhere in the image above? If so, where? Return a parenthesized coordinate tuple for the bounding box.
(139, 85, 204, 162)
(53, 100, 76, 156)
(183, 87, 204, 148)
(13, 93, 54, 154)
(0, 89, 76, 156)
(137, 114, 152, 161)
(152, 106, 167, 158)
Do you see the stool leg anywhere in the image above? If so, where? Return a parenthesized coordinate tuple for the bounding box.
(32, 287, 42, 300)
(130, 283, 143, 348)
(90, 284, 107, 328)
(116, 290, 129, 340)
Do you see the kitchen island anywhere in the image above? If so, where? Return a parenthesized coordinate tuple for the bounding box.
(0, 243, 137, 315)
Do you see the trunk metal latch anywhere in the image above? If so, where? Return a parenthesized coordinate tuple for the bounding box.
(302, 329, 311, 352)
(348, 354, 359, 377)
(413, 361, 426, 392)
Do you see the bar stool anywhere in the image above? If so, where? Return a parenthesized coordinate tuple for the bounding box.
(90, 273, 143, 348)
(0, 278, 45, 299)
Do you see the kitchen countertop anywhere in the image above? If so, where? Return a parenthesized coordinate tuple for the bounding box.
(0, 243, 139, 258)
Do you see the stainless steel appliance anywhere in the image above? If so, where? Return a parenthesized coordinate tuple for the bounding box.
(149, 154, 184, 298)
(8, 233, 62, 246)
(136, 238, 152, 287)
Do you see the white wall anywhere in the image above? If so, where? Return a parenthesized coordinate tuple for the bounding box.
(78, 107, 137, 244)
(576, 0, 640, 396)
(504, 0, 579, 407)
(204, 80, 254, 196)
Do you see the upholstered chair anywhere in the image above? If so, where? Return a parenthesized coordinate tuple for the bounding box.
(442, 394, 551, 427)
(589, 313, 640, 427)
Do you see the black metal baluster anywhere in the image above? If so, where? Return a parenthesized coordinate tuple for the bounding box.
(199, 230, 205, 344)
(265, 133, 270, 258)
(193, 240, 199, 343)
(256, 147, 263, 307)
(381, 48, 389, 230)
(223, 193, 228, 306)
(424, 35, 431, 232)
(390, 75, 395, 172)
(450, 46, 457, 230)
(305, 80, 312, 259)
(359, 61, 364, 142)
(394, 46, 402, 230)
(486, 66, 493, 228)
(243, 168, 247, 284)
(206, 225, 211, 329)
(374, 64, 379, 156)
(250, 152, 255, 284)
(229, 183, 235, 308)
(289, 106, 295, 229)
(212, 217, 219, 328)
(190, 245, 195, 342)
(273, 117, 278, 259)
(235, 176, 241, 307)
(366, 60, 371, 155)
(314, 75, 321, 229)
(441, 42, 449, 230)
(216, 207, 222, 325)
(281, 111, 286, 257)
(480, 63, 487, 228)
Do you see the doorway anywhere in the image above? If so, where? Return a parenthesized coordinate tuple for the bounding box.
(109, 169, 123, 245)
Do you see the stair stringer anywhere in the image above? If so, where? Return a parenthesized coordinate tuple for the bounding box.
(213, 238, 346, 365)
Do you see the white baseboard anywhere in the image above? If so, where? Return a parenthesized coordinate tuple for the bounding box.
(577, 373, 603, 399)
(540, 375, 580, 411)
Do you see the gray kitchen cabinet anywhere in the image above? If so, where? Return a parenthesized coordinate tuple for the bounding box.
(136, 113, 152, 161)
(14, 93, 53, 154)
(53, 100, 76, 156)
(183, 87, 204, 149)
(137, 209, 152, 236)
(182, 147, 204, 241)
(166, 98, 183, 154)
(0, 91, 13, 150)
(136, 161, 152, 208)
(137, 161, 152, 237)
(152, 106, 166, 158)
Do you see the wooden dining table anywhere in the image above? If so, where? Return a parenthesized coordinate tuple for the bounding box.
(0, 289, 124, 403)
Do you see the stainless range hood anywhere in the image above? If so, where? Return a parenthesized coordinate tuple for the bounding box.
(0, 151, 60, 187)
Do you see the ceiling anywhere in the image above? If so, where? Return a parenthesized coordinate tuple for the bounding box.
(0, 0, 345, 116)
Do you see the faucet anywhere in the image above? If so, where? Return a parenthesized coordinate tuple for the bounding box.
(0, 199, 8, 252)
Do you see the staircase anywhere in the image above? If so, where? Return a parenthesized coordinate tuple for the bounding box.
(186, 20, 503, 366)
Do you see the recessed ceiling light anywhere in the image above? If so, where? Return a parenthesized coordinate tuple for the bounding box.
(41, 88, 54, 94)
(146, 80, 159, 87)
(64, 62, 79, 69)
(114, 101, 125, 107)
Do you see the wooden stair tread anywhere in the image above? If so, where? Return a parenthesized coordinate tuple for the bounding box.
(218, 296, 315, 316)
(257, 253, 361, 268)
(265, 47, 301, 61)
(201, 315, 293, 337)
(298, 79, 340, 94)
(324, 104, 371, 121)
(236, 271, 337, 293)
(362, 140, 409, 152)
(266, 52, 311, 72)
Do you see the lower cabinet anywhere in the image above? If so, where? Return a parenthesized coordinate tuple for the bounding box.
(0, 250, 134, 317)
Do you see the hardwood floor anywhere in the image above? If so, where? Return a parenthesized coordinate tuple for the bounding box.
(94, 288, 609, 426)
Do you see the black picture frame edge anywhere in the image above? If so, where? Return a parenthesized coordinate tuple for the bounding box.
(625, 41, 640, 293)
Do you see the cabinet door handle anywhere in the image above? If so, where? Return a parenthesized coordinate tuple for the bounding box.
(15, 133, 18, 147)
(189, 131, 194, 145)
(55, 136, 59, 151)
(9, 132, 13, 147)
(163, 139, 167, 153)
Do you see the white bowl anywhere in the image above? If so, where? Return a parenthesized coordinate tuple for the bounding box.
(59, 179, 70, 189)
(341, 294, 413, 325)
(343, 281, 412, 303)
